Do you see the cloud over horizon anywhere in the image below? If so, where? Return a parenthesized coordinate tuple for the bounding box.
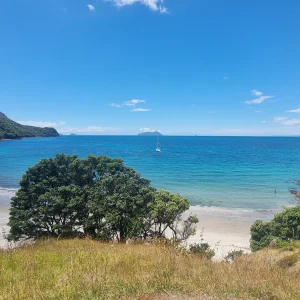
(58, 126, 119, 134)
(273, 116, 300, 126)
(140, 127, 161, 133)
(17, 121, 66, 128)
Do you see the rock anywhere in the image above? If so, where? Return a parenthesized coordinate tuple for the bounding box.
(269, 239, 277, 249)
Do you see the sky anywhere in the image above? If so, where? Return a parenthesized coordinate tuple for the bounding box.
(0, 0, 300, 136)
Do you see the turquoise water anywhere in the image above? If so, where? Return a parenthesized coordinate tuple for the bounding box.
(0, 136, 299, 209)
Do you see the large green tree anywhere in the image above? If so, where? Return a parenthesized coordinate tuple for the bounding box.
(8, 154, 197, 243)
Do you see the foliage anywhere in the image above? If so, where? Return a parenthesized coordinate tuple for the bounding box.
(250, 205, 300, 251)
(189, 242, 215, 260)
(0, 112, 59, 140)
(8, 154, 197, 243)
(147, 190, 190, 238)
(225, 250, 245, 262)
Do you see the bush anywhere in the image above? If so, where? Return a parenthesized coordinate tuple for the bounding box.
(189, 242, 215, 260)
(225, 250, 245, 262)
(250, 205, 300, 251)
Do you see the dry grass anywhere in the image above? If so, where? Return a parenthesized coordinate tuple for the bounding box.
(0, 239, 300, 300)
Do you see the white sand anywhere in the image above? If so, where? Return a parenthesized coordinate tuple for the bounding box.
(0, 206, 10, 248)
(183, 206, 275, 260)
(0, 202, 275, 259)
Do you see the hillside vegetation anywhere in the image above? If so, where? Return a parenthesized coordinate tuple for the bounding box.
(0, 112, 59, 140)
(1, 239, 300, 300)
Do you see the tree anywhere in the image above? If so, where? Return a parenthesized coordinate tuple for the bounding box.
(147, 189, 197, 241)
(8, 154, 196, 243)
(87, 172, 154, 242)
(250, 206, 300, 251)
(8, 154, 143, 241)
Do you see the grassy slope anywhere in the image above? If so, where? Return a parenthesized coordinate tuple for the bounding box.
(1, 240, 300, 300)
(0, 112, 59, 140)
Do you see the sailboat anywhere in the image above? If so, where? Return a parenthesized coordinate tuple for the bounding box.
(156, 137, 161, 152)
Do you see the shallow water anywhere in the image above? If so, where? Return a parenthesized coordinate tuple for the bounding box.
(0, 136, 299, 210)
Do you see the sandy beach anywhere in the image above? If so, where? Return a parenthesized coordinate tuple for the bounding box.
(0, 197, 275, 259)
(184, 206, 275, 260)
(0, 205, 10, 248)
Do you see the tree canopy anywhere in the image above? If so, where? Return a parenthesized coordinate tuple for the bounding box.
(8, 154, 197, 243)
(250, 205, 300, 251)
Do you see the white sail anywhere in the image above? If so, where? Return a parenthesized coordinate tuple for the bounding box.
(156, 137, 161, 152)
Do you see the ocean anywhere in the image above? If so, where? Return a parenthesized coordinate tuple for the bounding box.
(0, 136, 299, 210)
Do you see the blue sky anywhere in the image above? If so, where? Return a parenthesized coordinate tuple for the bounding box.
(0, 0, 300, 135)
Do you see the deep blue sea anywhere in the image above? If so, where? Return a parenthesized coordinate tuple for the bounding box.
(0, 136, 299, 210)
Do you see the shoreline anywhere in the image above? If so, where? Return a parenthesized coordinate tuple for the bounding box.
(0, 203, 276, 259)
(0, 187, 278, 258)
(184, 206, 275, 260)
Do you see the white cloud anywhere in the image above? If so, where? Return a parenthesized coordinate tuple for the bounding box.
(124, 99, 145, 106)
(58, 126, 119, 134)
(106, 0, 168, 13)
(87, 4, 95, 11)
(245, 90, 273, 104)
(131, 108, 151, 112)
(140, 127, 161, 133)
(286, 108, 300, 113)
(252, 90, 263, 96)
(110, 103, 122, 108)
(17, 121, 66, 128)
(254, 110, 262, 113)
(273, 116, 300, 126)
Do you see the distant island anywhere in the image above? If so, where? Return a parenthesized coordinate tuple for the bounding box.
(70, 133, 77, 136)
(138, 131, 163, 137)
(0, 112, 59, 140)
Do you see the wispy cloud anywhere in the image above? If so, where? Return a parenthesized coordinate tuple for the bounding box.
(87, 4, 96, 11)
(58, 126, 119, 134)
(140, 127, 161, 133)
(17, 121, 66, 128)
(110, 103, 122, 108)
(245, 90, 274, 104)
(109, 99, 151, 111)
(124, 99, 145, 106)
(105, 0, 167, 13)
(273, 116, 300, 126)
(131, 108, 151, 112)
(286, 108, 300, 113)
(252, 90, 263, 96)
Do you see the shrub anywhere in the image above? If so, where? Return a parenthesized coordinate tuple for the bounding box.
(250, 205, 300, 251)
(189, 242, 215, 260)
(225, 250, 245, 262)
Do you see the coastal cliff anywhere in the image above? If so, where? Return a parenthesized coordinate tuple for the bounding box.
(0, 112, 59, 140)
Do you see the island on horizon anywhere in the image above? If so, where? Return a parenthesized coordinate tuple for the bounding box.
(138, 131, 163, 137)
(0, 112, 59, 140)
